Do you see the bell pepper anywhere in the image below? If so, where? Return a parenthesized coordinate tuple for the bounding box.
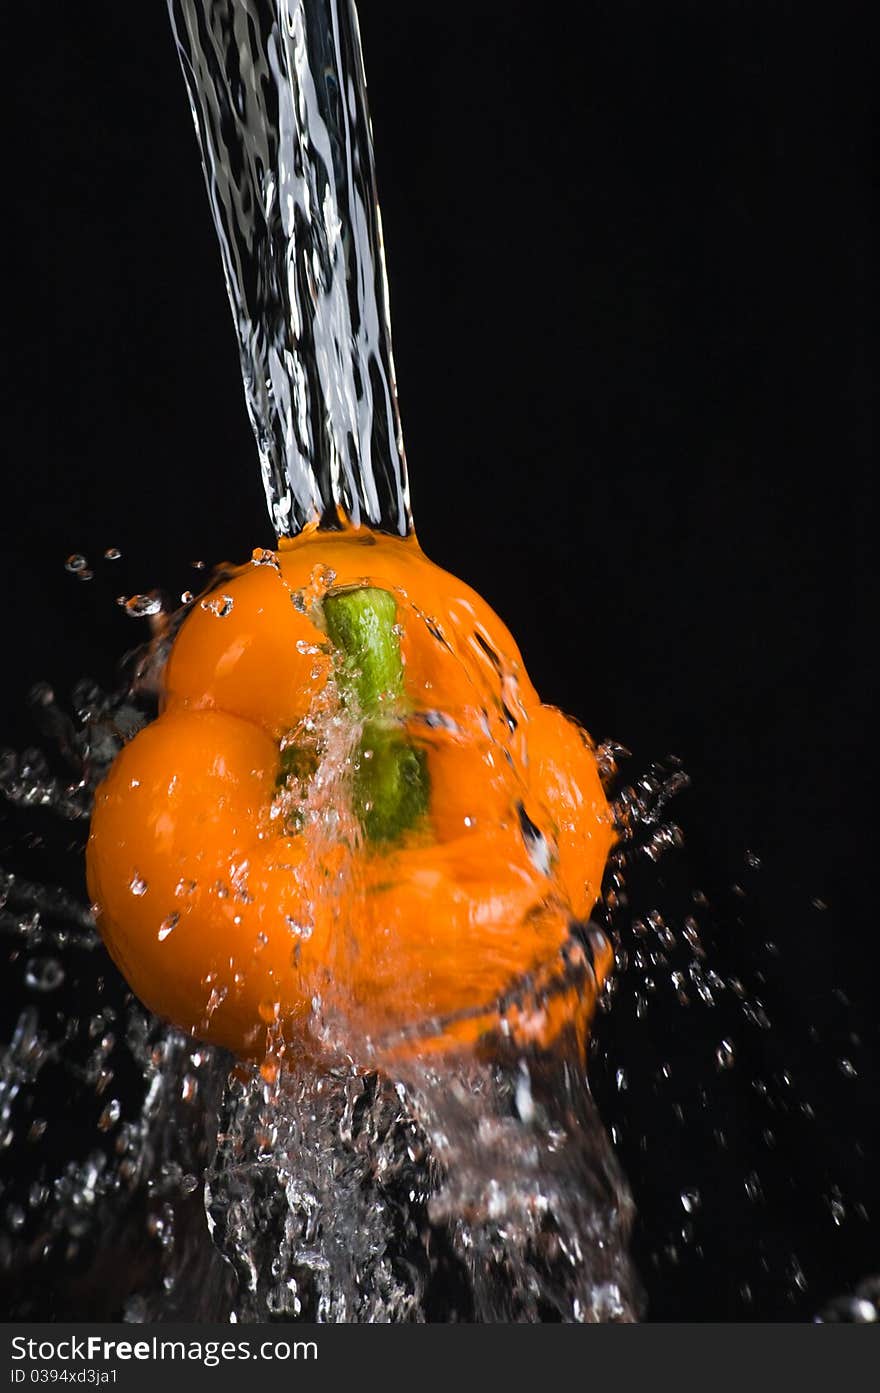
(86, 527, 614, 1061)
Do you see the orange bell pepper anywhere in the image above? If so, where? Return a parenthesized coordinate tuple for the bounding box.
(86, 526, 614, 1062)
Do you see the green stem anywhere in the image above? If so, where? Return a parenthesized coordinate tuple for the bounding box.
(322, 587, 429, 844)
(323, 587, 403, 714)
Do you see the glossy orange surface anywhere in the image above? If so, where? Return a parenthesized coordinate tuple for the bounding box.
(86, 526, 614, 1060)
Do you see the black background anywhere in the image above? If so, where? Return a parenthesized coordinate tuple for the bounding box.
(3, 3, 875, 1321)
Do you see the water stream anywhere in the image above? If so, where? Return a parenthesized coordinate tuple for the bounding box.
(168, 0, 410, 536)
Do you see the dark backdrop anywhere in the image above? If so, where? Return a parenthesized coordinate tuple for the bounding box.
(4, 3, 875, 1321)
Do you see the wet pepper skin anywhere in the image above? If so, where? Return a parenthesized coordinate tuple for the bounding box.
(86, 527, 614, 1060)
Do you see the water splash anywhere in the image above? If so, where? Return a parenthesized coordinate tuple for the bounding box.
(1, 666, 877, 1318)
(587, 757, 879, 1318)
(168, 0, 410, 536)
(0, 604, 639, 1322)
(204, 1047, 636, 1322)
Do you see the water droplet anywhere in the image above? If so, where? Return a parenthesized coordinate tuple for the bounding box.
(19, 952, 64, 993)
(514, 1062, 535, 1123)
(27, 681, 55, 712)
(251, 547, 280, 570)
(204, 986, 228, 1020)
(788, 1258, 808, 1292)
(158, 913, 179, 943)
(200, 594, 234, 618)
(28, 1182, 48, 1210)
(129, 874, 148, 897)
(838, 1057, 857, 1078)
(103, 547, 122, 561)
(65, 553, 88, 573)
(98, 1099, 121, 1132)
(285, 917, 312, 939)
(744, 1171, 763, 1203)
(715, 1039, 736, 1070)
(680, 1188, 701, 1214)
(6, 1205, 26, 1233)
(180, 590, 194, 604)
(124, 593, 163, 619)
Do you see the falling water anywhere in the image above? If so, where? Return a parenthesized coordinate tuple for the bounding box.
(168, 0, 410, 536)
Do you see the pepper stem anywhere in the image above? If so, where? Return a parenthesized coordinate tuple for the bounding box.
(322, 587, 429, 843)
(323, 587, 404, 714)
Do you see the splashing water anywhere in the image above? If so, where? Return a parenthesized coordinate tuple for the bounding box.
(0, 660, 638, 1322)
(2, 666, 878, 1319)
(203, 1048, 635, 1322)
